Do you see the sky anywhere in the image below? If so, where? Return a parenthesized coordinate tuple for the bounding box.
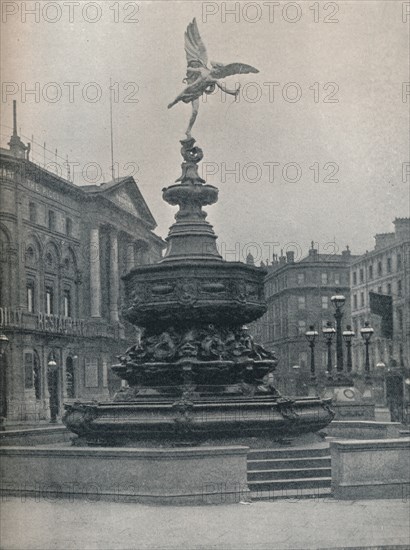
(1, 0, 409, 263)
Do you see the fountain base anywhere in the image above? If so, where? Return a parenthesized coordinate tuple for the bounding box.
(64, 394, 334, 446)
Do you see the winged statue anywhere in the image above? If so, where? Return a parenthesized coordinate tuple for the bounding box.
(168, 18, 259, 138)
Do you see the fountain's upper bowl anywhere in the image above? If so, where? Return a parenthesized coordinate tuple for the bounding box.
(163, 183, 218, 207)
(122, 259, 267, 330)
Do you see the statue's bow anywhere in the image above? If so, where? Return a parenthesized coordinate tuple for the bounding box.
(168, 18, 259, 137)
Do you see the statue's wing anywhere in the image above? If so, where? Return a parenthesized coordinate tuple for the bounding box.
(210, 63, 259, 79)
(185, 18, 208, 66)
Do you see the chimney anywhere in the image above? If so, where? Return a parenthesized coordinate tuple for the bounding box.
(393, 218, 410, 242)
(286, 251, 295, 264)
(8, 101, 28, 160)
(246, 252, 254, 266)
(374, 232, 395, 250)
(341, 245, 351, 258)
(279, 248, 286, 265)
(308, 241, 318, 260)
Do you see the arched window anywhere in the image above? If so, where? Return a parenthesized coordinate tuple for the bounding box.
(45, 252, 54, 269)
(24, 350, 41, 399)
(25, 246, 35, 265)
(66, 356, 75, 398)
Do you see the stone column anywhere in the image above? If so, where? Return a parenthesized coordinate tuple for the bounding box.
(90, 227, 101, 318)
(109, 229, 119, 322)
(126, 240, 135, 272)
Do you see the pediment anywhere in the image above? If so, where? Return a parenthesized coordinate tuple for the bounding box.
(104, 178, 156, 227)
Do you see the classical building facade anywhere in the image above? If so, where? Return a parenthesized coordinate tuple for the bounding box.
(0, 120, 164, 423)
(250, 244, 356, 395)
(350, 219, 410, 419)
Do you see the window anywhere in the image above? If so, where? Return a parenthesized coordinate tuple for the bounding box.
(334, 273, 340, 285)
(378, 286, 382, 294)
(397, 254, 402, 271)
(352, 272, 357, 285)
(387, 283, 392, 295)
(48, 210, 56, 231)
(321, 273, 328, 285)
(353, 319, 358, 334)
(65, 217, 72, 236)
(322, 296, 329, 309)
(102, 360, 108, 388)
(24, 352, 34, 389)
(360, 292, 365, 307)
(297, 273, 305, 285)
(66, 357, 75, 398)
(298, 352, 308, 368)
(353, 294, 357, 309)
(298, 320, 306, 335)
(387, 257, 392, 273)
(26, 282, 34, 313)
(29, 202, 37, 223)
(377, 261, 382, 276)
(33, 352, 41, 400)
(25, 246, 35, 266)
(45, 286, 54, 315)
(397, 308, 403, 332)
(359, 268, 364, 283)
(298, 296, 306, 309)
(63, 289, 71, 317)
(368, 265, 373, 280)
(398, 280, 402, 297)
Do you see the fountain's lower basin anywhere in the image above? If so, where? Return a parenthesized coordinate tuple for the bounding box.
(63, 395, 334, 446)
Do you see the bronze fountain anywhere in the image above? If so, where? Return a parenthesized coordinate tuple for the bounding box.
(63, 19, 334, 445)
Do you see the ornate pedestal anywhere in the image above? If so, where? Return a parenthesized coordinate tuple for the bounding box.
(63, 138, 334, 445)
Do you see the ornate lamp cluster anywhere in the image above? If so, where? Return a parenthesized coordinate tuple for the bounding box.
(304, 293, 374, 385)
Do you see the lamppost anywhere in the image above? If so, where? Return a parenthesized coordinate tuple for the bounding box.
(322, 321, 336, 378)
(305, 325, 319, 381)
(47, 354, 58, 423)
(0, 333, 9, 430)
(331, 293, 346, 377)
(342, 325, 355, 374)
(360, 321, 374, 383)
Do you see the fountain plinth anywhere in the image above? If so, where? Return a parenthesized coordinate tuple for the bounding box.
(63, 138, 334, 446)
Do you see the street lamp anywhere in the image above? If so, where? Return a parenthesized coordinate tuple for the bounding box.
(305, 325, 319, 381)
(342, 325, 355, 373)
(360, 321, 374, 383)
(322, 321, 336, 378)
(47, 353, 58, 423)
(331, 293, 346, 375)
(0, 333, 9, 356)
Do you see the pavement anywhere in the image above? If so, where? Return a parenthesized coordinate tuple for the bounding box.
(1, 496, 409, 550)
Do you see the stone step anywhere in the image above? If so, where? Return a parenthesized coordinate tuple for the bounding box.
(248, 477, 332, 492)
(251, 487, 332, 501)
(248, 467, 331, 481)
(248, 446, 330, 460)
(247, 456, 331, 470)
